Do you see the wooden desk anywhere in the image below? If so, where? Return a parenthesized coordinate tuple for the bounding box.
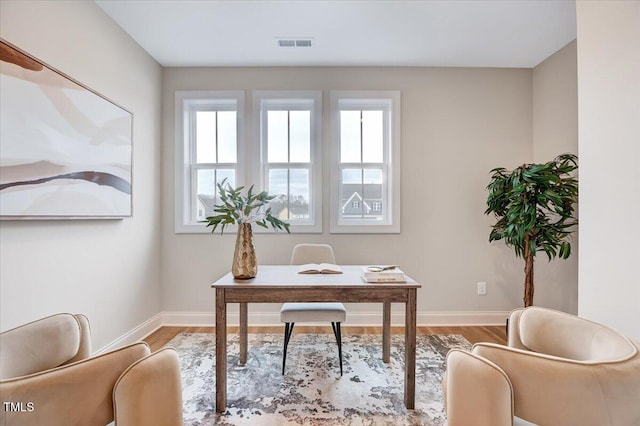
(211, 265, 421, 412)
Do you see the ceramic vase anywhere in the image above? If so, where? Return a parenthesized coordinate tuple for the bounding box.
(232, 222, 257, 279)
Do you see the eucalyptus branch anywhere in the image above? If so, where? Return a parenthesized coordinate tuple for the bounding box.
(202, 179, 291, 234)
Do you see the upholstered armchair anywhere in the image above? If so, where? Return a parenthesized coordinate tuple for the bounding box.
(443, 307, 640, 426)
(0, 313, 182, 426)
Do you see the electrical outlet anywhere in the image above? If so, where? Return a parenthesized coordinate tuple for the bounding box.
(477, 281, 487, 295)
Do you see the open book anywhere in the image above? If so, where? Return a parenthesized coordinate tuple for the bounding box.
(298, 263, 343, 274)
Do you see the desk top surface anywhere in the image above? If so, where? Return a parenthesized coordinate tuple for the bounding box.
(211, 265, 421, 289)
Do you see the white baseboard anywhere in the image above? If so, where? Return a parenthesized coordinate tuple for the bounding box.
(416, 311, 509, 326)
(95, 313, 163, 354)
(99, 310, 509, 352)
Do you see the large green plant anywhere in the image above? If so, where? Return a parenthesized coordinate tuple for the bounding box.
(485, 153, 578, 307)
(203, 180, 290, 234)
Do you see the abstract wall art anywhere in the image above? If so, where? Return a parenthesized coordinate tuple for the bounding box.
(0, 39, 133, 219)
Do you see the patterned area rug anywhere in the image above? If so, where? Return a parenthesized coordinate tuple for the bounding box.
(166, 332, 471, 425)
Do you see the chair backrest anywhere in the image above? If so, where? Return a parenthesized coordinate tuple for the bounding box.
(518, 307, 636, 362)
(0, 313, 85, 379)
(113, 347, 183, 426)
(290, 244, 336, 265)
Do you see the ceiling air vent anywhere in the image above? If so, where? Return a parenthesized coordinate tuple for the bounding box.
(277, 38, 313, 48)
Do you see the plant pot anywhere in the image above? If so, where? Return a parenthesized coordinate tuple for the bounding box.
(232, 223, 257, 279)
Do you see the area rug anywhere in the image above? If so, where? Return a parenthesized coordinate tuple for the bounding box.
(166, 332, 471, 425)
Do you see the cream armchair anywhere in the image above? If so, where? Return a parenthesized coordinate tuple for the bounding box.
(443, 307, 640, 426)
(0, 313, 182, 426)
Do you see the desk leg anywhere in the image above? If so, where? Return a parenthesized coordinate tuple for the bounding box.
(215, 288, 227, 413)
(404, 288, 417, 409)
(382, 302, 391, 363)
(239, 302, 248, 365)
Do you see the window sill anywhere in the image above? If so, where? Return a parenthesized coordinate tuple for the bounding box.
(175, 223, 322, 234)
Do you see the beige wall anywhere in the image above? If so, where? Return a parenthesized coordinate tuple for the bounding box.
(0, 1, 163, 349)
(533, 40, 578, 161)
(531, 40, 579, 313)
(577, 1, 640, 341)
(161, 66, 543, 322)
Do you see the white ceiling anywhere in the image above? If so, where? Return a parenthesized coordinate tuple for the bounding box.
(95, 0, 576, 68)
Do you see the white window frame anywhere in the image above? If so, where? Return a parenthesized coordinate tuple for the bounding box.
(330, 90, 401, 234)
(252, 90, 323, 233)
(175, 90, 245, 233)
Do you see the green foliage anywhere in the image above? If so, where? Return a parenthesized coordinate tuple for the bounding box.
(485, 153, 578, 261)
(203, 179, 291, 235)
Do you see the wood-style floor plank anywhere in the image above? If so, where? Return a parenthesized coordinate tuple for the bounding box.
(144, 325, 506, 352)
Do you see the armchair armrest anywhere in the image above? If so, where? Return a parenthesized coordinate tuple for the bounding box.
(473, 342, 612, 425)
(507, 308, 527, 349)
(114, 347, 183, 426)
(64, 314, 92, 364)
(0, 342, 150, 426)
(443, 349, 513, 426)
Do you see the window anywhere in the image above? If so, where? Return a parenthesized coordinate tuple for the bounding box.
(176, 89, 398, 234)
(175, 91, 244, 233)
(253, 91, 322, 233)
(330, 91, 401, 233)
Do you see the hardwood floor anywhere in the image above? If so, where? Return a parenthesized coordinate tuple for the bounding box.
(144, 325, 506, 352)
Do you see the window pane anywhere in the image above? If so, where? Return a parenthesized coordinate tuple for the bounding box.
(362, 110, 383, 163)
(217, 111, 237, 163)
(267, 110, 288, 163)
(195, 169, 236, 222)
(268, 168, 310, 221)
(340, 111, 361, 163)
(197, 169, 216, 198)
(339, 168, 384, 221)
(363, 168, 383, 184)
(363, 168, 384, 221)
(341, 168, 363, 219)
(290, 168, 310, 219)
(196, 169, 216, 221)
(340, 168, 384, 221)
(216, 169, 235, 189)
(268, 168, 288, 220)
(289, 110, 310, 163)
(268, 168, 288, 197)
(342, 168, 362, 185)
(196, 111, 216, 163)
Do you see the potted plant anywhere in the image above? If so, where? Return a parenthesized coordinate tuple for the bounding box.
(485, 153, 578, 307)
(204, 179, 290, 279)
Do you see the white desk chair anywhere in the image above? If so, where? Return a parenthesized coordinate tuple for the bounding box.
(280, 244, 346, 375)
